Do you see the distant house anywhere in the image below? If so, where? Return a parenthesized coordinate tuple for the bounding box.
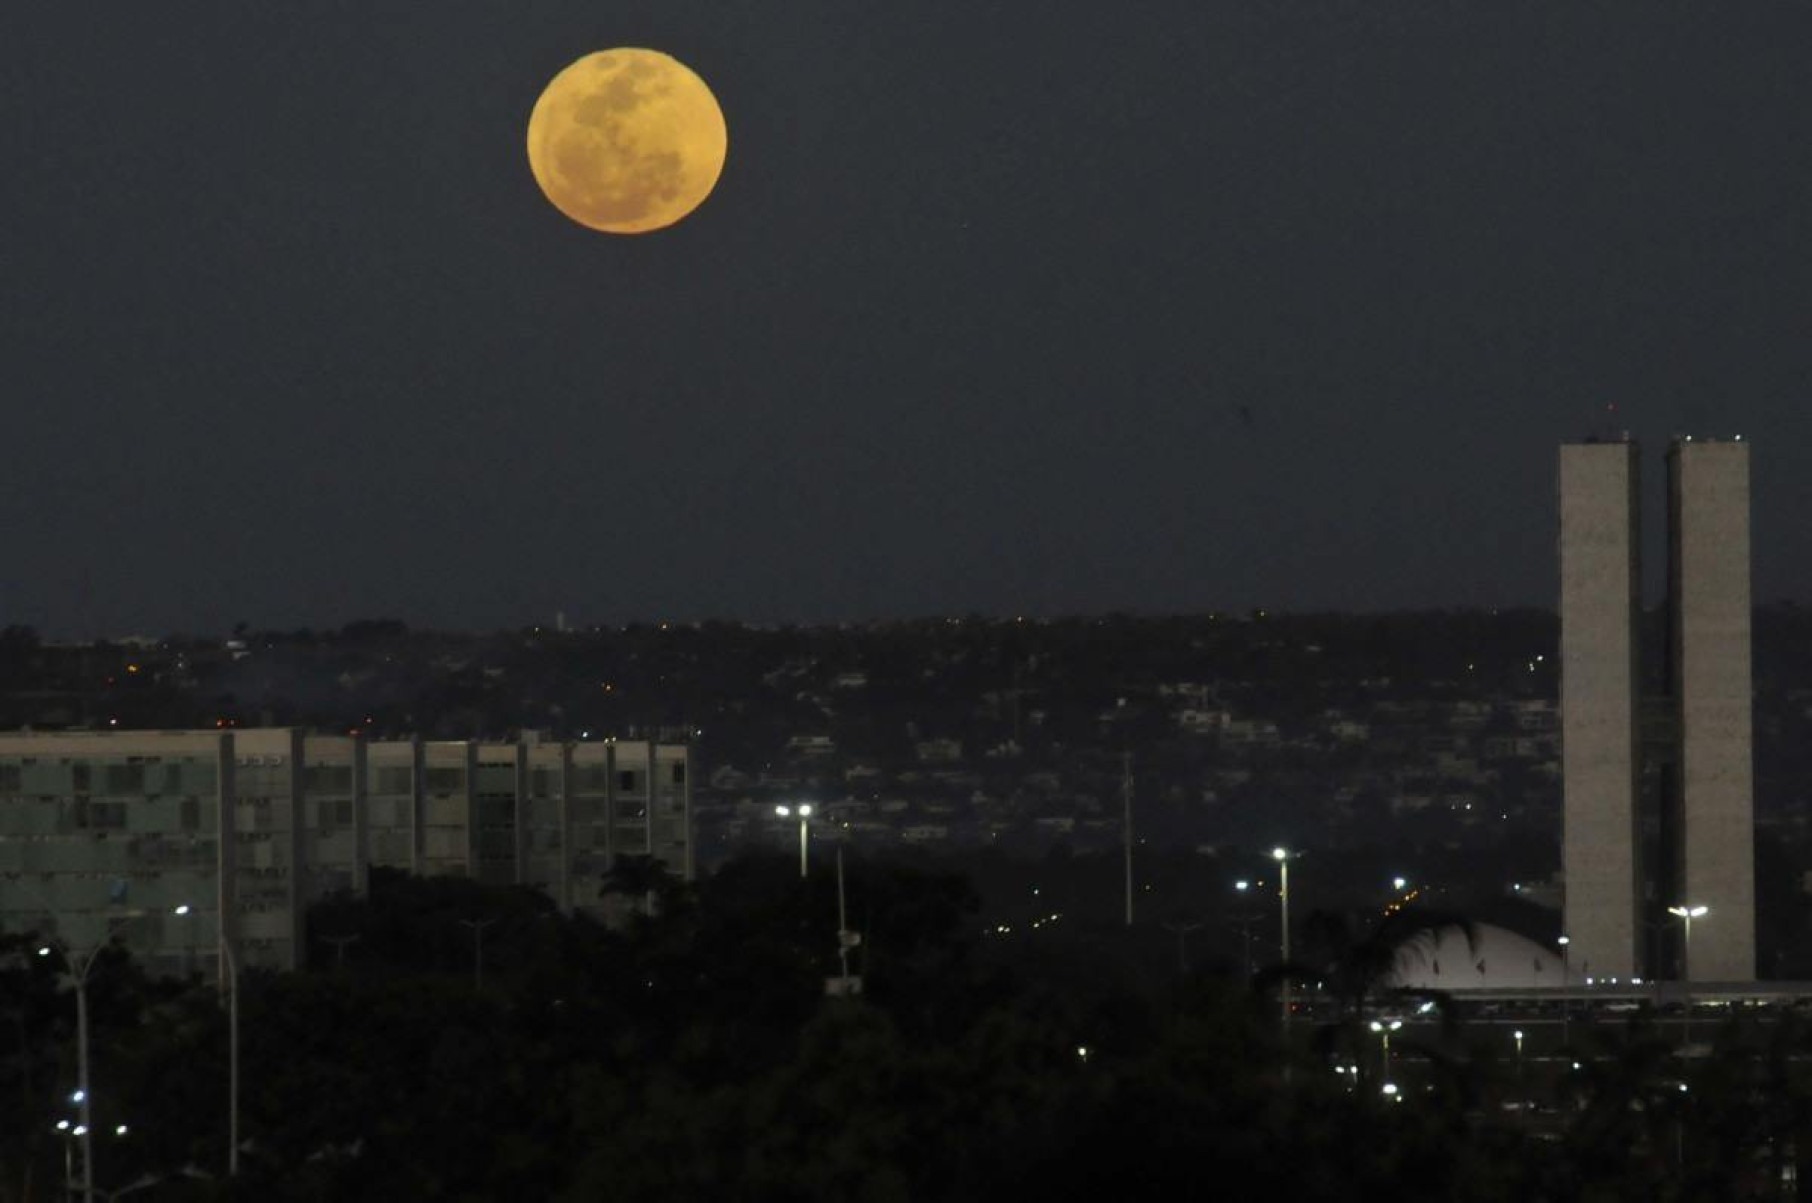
(1158, 682, 1212, 706)
(709, 765, 753, 790)
(1514, 700, 1558, 731)
(901, 824, 949, 844)
(785, 735, 836, 757)
(1176, 708, 1228, 735)
(1222, 719, 1280, 747)
(915, 737, 963, 764)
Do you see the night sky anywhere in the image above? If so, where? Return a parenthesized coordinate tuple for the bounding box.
(5, 3, 1810, 637)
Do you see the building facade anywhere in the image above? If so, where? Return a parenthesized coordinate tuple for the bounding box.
(0, 730, 691, 977)
(1559, 436, 1755, 983)
(1667, 440, 1756, 981)
(1559, 441, 1644, 981)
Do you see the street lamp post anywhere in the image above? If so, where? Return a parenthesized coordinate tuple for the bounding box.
(321, 933, 361, 968)
(1273, 848, 1293, 1038)
(219, 926, 239, 1179)
(1558, 935, 1571, 1044)
(1161, 921, 1203, 975)
(1369, 1018, 1402, 1084)
(36, 905, 186, 1203)
(1231, 881, 1259, 979)
(1668, 905, 1708, 1043)
(1121, 752, 1134, 928)
(458, 918, 497, 993)
(776, 805, 813, 877)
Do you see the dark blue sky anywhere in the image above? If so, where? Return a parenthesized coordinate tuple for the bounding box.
(4, 3, 1809, 636)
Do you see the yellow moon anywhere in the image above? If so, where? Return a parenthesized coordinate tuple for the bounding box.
(526, 49, 727, 235)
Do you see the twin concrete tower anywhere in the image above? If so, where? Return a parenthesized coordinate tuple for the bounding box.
(1560, 437, 1754, 984)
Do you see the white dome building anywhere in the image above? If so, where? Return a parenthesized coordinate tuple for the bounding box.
(1387, 923, 1573, 991)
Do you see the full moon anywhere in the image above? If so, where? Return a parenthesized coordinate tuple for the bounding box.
(526, 49, 727, 235)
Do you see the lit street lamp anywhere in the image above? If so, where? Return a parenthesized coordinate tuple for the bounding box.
(1273, 848, 1294, 1034)
(1369, 1018, 1402, 1082)
(1513, 1029, 1526, 1107)
(1231, 880, 1258, 979)
(37, 905, 186, 1203)
(1558, 934, 1572, 1043)
(1668, 905, 1708, 980)
(776, 804, 813, 877)
(1668, 904, 1709, 1042)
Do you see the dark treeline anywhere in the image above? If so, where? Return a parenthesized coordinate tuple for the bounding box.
(6, 859, 1812, 1200)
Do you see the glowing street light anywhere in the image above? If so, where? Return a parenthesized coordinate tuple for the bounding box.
(776, 804, 814, 877)
(1273, 848, 1294, 1034)
(1230, 881, 1259, 978)
(1369, 1018, 1403, 1079)
(36, 903, 187, 1203)
(1668, 904, 1709, 1042)
(1668, 905, 1709, 980)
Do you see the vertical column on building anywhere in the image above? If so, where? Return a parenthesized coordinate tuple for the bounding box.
(512, 741, 529, 887)
(603, 742, 616, 870)
(215, 732, 237, 986)
(280, 730, 305, 972)
(1669, 439, 1756, 982)
(351, 737, 370, 896)
(642, 743, 656, 856)
(462, 742, 479, 877)
(557, 741, 574, 913)
(408, 738, 425, 876)
(1559, 441, 1644, 981)
(681, 746, 694, 882)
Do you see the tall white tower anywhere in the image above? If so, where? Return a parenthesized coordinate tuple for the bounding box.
(1667, 439, 1755, 982)
(1559, 440, 1644, 981)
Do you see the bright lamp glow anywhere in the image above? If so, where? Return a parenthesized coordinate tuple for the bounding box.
(798, 805, 812, 817)
(1271, 847, 1288, 861)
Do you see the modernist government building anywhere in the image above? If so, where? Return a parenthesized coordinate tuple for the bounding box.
(1560, 435, 1755, 984)
(0, 730, 691, 978)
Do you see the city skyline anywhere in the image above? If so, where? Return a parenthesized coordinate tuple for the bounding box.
(6, 4, 1812, 638)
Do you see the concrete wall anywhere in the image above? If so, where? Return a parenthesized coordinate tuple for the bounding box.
(1669, 440, 1756, 982)
(1559, 442, 1643, 979)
